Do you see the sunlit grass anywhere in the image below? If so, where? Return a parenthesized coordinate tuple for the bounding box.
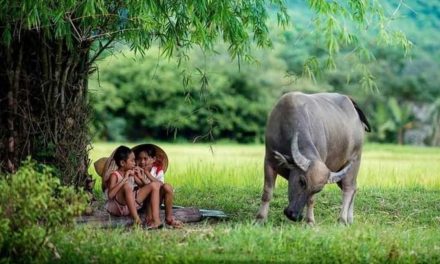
(361, 144, 440, 188)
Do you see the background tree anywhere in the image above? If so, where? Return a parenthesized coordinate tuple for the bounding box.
(90, 47, 288, 143)
(0, 0, 408, 187)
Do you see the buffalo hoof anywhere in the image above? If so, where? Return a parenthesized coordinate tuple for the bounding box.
(305, 222, 315, 228)
(254, 215, 267, 225)
(338, 217, 349, 226)
(306, 219, 315, 227)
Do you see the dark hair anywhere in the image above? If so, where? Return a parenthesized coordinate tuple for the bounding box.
(134, 145, 156, 158)
(113, 145, 132, 167)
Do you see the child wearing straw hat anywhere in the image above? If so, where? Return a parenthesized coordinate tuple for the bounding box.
(133, 144, 183, 228)
(103, 145, 163, 228)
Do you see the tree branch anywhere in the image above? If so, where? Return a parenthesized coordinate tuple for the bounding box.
(87, 35, 116, 66)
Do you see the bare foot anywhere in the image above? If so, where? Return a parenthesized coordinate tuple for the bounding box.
(146, 224, 163, 230)
(144, 217, 153, 227)
(134, 217, 142, 226)
(166, 218, 183, 229)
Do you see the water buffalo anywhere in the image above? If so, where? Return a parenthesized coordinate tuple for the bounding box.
(256, 92, 370, 225)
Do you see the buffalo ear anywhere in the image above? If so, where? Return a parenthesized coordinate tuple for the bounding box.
(273, 151, 296, 169)
(327, 161, 352, 184)
(273, 133, 311, 172)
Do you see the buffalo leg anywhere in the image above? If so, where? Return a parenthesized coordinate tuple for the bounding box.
(256, 158, 277, 223)
(337, 157, 360, 224)
(339, 188, 356, 224)
(306, 194, 316, 225)
(347, 189, 356, 224)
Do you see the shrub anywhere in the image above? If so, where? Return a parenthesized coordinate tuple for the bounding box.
(0, 159, 88, 263)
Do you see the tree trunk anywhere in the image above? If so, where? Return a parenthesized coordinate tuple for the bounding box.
(0, 29, 92, 187)
(397, 128, 404, 145)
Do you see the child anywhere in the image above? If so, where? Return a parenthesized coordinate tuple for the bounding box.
(104, 145, 163, 228)
(134, 145, 183, 228)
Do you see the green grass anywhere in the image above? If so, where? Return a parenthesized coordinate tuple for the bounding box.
(55, 143, 440, 263)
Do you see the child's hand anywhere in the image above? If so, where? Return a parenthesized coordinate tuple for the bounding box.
(125, 170, 134, 178)
(133, 167, 142, 176)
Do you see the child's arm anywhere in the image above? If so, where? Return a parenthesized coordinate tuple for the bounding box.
(134, 166, 153, 186)
(133, 174, 144, 186)
(133, 167, 145, 186)
(107, 171, 130, 199)
(143, 169, 161, 184)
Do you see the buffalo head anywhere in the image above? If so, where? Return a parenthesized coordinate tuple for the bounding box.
(274, 133, 352, 222)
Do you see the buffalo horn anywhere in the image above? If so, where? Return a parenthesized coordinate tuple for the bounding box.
(327, 162, 352, 184)
(291, 132, 311, 172)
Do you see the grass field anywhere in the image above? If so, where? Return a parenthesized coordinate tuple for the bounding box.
(55, 143, 440, 263)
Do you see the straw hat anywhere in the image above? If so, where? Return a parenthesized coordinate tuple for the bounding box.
(93, 157, 108, 177)
(92, 148, 118, 190)
(132, 143, 168, 173)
